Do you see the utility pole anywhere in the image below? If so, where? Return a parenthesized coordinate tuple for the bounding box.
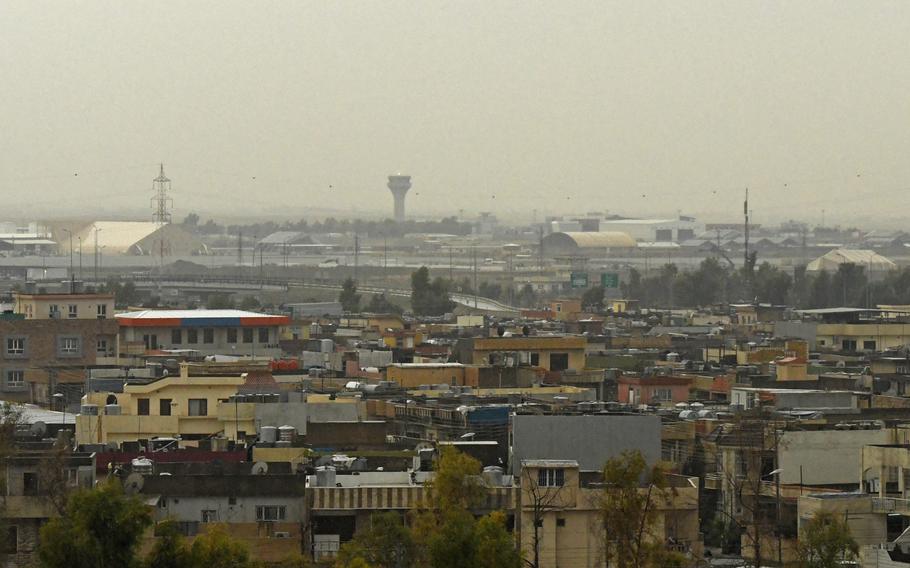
(473, 244, 478, 309)
(77, 237, 82, 281)
(237, 230, 243, 276)
(743, 188, 751, 299)
(449, 246, 454, 281)
(93, 227, 101, 282)
(353, 233, 359, 283)
(62, 228, 74, 281)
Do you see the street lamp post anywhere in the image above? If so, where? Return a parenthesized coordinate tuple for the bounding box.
(62, 229, 73, 282)
(763, 468, 784, 566)
(52, 392, 66, 443)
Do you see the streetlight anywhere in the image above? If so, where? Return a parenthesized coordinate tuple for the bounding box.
(763, 468, 784, 566)
(52, 392, 66, 437)
(94, 227, 102, 282)
(77, 236, 83, 281)
(61, 228, 73, 281)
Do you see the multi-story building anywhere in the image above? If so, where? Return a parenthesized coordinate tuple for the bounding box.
(116, 309, 289, 358)
(76, 364, 249, 445)
(0, 291, 119, 404)
(2, 442, 96, 568)
(13, 291, 115, 321)
(455, 336, 587, 372)
(517, 459, 701, 567)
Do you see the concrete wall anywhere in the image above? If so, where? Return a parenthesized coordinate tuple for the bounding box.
(156, 495, 305, 524)
(510, 414, 661, 473)
(779, 429, 890, 486)
(254, 402, 310, 434)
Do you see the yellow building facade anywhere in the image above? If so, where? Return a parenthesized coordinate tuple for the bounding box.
(77, 365, 246, 445)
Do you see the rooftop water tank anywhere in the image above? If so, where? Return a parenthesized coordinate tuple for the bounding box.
(260, 426, 278, 443)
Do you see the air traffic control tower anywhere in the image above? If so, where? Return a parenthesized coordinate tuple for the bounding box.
(387, 174, 411, 223)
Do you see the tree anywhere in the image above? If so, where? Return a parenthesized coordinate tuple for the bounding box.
(581, 285, 605, 312)
(474, 511, 521, 568)
(339, 278, 361, 313)
(411, 447, 520, 567)
(753, 262, 792, 305)
(182, 213, 200, 227)
(516, 284, 537, 309)
(38, 480, 153, 568)
(365, 294, 404, 315)
(478, 281, 502, 301)
(144, 520, 192, 568)
(334, 512, 414, 568)
(599, 450, 681, 568)
(239, 296, 260, 311)
(188, 524, 253, 568)
(795, 511, 858, 568)
(411, 267, 455, 316)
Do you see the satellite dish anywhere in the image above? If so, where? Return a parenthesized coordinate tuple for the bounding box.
(124, 473, 145, 494)
(30, 421, 47, 437)
(252, 461, 268, 475)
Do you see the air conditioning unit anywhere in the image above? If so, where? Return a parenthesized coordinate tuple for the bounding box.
(273, 531, 290, 539)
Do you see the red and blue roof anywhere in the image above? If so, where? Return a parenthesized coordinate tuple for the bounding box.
(116, 309, 290, 328)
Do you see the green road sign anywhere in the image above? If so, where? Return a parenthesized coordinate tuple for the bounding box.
(601, 272, 619, 288)
(570, 272, 588, 288)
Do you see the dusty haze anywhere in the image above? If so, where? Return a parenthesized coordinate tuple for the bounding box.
(2, 1, 909, 226)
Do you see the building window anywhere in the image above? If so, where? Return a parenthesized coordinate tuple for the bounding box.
(550, 353, 569, 372)
(68, 304, 78, 319)
(188, 398, 208, 417)
(171, 329, 182, 345)
(6, 337, 25, 357)
(530, 353, 540, 366)
(187, 329, 198, 344)
(23, 472, 38, 496)
(97, 304, 107, 319)
(537, 468, 565, 487)
(203, 329, 214, 344)
(227, 328, 238, 343)
(256, 505, 286, 521)
(842, 339, 857, 352)
(653, 388, 673, 402)
(201, 510, 218, 523)
(58, 336, 81, 357)
(143, 334, 158, 351)
(864, 340, 877, 351)
(5, 370, 24, 390)
(258, 328, 269, 343)
(243, 328, 254, 343)
(160, 399, 172, 416)
(556, 518, 566, 528)
(49, 304, 60, 318)
(138, 398, 150, 416)
(96, 338, 109, 355)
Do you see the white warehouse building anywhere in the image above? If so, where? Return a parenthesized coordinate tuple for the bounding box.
(598, 216, 704, 243)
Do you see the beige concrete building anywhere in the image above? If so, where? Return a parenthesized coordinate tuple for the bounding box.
(77, 365, 246, 445)
(14, 291, 114, 321)
(518, 459, 701, 567)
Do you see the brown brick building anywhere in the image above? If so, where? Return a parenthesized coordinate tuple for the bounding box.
(0, 316, 119, 405)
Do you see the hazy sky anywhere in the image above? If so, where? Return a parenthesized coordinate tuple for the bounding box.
(3, 1, 910, 226)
